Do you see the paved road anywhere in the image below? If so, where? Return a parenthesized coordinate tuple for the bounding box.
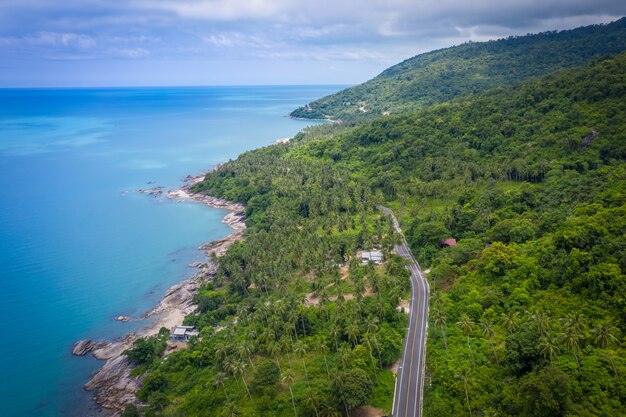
(380, 206, 430, 417)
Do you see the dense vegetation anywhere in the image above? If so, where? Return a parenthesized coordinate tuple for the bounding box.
(124, 32, 625, 417)
(290, 18, 626, 122)
(289, 53, 626, 416)
(124, 147, 413, 416)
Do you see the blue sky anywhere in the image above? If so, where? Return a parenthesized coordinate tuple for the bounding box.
(0, 0, 624, 87)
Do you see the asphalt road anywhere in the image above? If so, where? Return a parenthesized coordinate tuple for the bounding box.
(380, 206, 430, 417)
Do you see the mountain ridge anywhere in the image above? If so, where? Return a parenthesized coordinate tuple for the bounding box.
(290, 17, 626, 122)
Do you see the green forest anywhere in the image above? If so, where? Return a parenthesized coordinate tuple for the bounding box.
(290, 18, 626, 122)
(122, 28, 626, 417)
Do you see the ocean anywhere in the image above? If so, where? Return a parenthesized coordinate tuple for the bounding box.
(0, 86, 340, 417)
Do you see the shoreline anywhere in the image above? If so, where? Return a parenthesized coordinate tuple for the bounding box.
(286, 114, 341, 124)
(73, 173, 246, 415)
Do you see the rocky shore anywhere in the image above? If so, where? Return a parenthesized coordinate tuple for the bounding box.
(73, 173, 246, 415)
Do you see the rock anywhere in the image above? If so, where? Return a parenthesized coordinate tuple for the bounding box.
(114, 315, 131, 322)
(72, 340, 109, 356)
(85, 354, 142, 412)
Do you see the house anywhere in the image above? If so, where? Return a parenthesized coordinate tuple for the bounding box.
(440, 238, 458, 248)
(170, 325, 199, 342)
(359, 250, 384, 265)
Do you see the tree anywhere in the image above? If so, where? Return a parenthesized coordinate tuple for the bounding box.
(230, 361, 252, 400)
(592, 321, 621, 379)
(293, 340, 309, 381)
(251, 359, 280, 396)
(120, 404, 140, 417)
(520, 366, 571, 417)
(480, 318, 499, 363)
(333, 369, 373, 412)
(501, 311, 520, 334)
(539, 332, 560, 364)
(455, 367, 474, 417)
(456, 314, 476, 357)
(282, 369, 298, 417)
(432, 306, 449, 353)
(124, 336, 166, 365)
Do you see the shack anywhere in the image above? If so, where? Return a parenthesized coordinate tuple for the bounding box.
(359, 250, 384, 265)
(170, 325, 199, 342)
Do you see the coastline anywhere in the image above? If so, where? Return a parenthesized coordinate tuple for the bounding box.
(287, 114, 341, 124)
(73, 173, 246, 415)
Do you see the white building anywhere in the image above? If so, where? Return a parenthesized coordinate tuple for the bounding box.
(359, 250, 384, 265)
(170, 325, 199, 342)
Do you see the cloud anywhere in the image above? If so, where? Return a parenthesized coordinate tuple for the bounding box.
(0, 0, 624, 85)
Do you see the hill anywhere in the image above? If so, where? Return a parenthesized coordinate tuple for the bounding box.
(126, 52, 626, 417)
(290, 17, 626, 122)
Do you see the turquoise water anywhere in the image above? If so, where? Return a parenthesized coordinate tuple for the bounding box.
(0, 86, 340, 417)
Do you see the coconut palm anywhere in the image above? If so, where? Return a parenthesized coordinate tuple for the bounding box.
(560, 324, 583, 372)
(293, 340, 309, 381)
(223, 401, 240, 417)
(592, 322, 619, 349)
(432, 307, 448, 353)
(345, 322, 360, 346)
(455, 367, 474, 417)
(500, 311, 520, 334)
(592, 321, 620, 380)
(281, 369, 298, 417)
(529, 310, 550, 337)
(456, 314, 475, 357)
(315, 337, 332, 380)
(304, 386, 320, 417)
(230, 360, 252, 400)
(538, 332, 560, 364)
(479, 318, 499, 363)
(237, 341, 255, 370)
(214, 371, 229, 400)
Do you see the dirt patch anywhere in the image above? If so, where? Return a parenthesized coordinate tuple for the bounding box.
(351, 405, 388, 417)
(397, 298, 410, 314)
(386, 357, 401, 376)
(305, 292, 320, 307)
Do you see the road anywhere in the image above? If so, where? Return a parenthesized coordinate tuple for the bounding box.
(380, 206, 430, 417)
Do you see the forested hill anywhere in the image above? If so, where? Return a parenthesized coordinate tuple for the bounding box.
(290, 17, 626, 122)
(124, 53, 626, 417)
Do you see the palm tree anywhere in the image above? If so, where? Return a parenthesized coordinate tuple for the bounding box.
(223, 401, 240, 417)
(560, 313, 586, 372)
(282, 369, 298, 417)
(455, 368, 474, 417)
(268, 341, 283, 372)
(214, 371, 228, 400)
(529, 310, 550, 337)
(304, 386, 320, 417)
(539, 332, 560, 364)
(345, 323, 360, 346)
(561, 327, 582, 371)
(231, 360, 252, 400)
(592, 322, 619, 349)
(315, 337, 332, 380)
(592, 321, 620, 380)
(237, 342, 255, 370)
(294, 340, 309, 381)
(432, 307, 448, 353)
(216, 343, 229, 364)
(456, 314, 475, 357)
(479, 318, 499, 364)
(362, 332, 380, 371)
(500, 311, 520, 334)
(562, 312, 587, 334)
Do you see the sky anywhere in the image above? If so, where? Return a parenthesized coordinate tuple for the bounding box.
(0, 1, 625, 87)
